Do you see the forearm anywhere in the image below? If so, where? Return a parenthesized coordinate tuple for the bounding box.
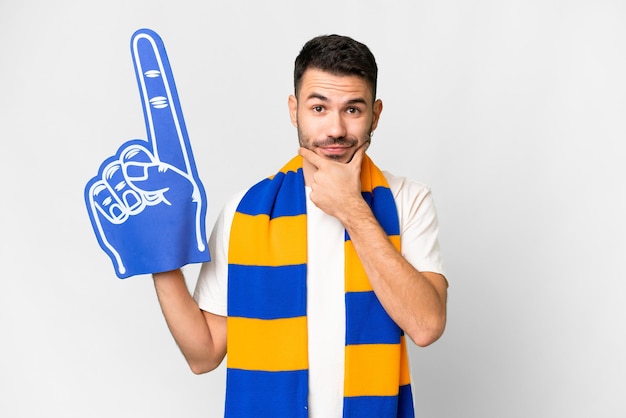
(153, 269, 226, 373)
(298, 146, 447, 345)
(339, 201, 447, 347)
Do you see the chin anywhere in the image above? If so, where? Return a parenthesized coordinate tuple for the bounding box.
(324, 153, 347, 161)
(319, 151, 350, 163)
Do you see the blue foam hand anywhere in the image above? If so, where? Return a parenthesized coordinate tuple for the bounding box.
(85, 29, 210, 278)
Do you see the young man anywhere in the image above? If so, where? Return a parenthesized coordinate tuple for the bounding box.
(153, 34, 448, 418)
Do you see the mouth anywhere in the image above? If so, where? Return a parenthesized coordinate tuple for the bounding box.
(318, 145, 351, 154)
(313, 138, 357, 160)
(314, 145, 353, 163)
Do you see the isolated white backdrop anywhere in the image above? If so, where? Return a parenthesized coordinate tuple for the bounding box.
(1, 1, 625, 417)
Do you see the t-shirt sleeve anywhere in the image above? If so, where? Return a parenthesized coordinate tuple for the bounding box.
(386, 173, 446, 278)
(192, 191, 245, 316)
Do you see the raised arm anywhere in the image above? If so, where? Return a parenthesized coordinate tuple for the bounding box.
(153, 269, 227, 374)
(299, 146, 448, 346)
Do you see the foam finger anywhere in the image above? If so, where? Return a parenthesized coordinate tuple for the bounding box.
(131, 29, 191, 174)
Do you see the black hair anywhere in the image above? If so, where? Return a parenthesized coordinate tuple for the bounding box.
(293, 34, 378, 99)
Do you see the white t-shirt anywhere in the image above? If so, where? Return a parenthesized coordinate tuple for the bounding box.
(193, 171, 445, 418)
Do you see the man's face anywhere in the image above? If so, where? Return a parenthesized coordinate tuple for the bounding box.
(289, 68, 382, 164)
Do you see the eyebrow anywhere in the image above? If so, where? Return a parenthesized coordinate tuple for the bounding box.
(306, 93, 328, 101)
(305, 93, 368, 106)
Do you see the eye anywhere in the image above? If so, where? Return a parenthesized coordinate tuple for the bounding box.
(312, 105, 324, 113)
(346, 107, 360, 114)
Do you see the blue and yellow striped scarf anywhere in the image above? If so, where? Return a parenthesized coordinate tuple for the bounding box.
(226, 155, 414, 417)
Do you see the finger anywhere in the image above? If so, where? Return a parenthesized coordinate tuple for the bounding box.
(131, 28, 192, 174)
(89, 179, 126, 224)
(103, 160, 145, 216)
(298, 146, 325, 168)
(120, 143, 155, 182)
(85, 178, 127, 275)
(89, 160, 140, 224)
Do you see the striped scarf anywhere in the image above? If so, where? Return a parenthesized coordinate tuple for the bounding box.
(226, 155, 414, 417)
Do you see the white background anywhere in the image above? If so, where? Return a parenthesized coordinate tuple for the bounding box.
(1, 1, 625, 417)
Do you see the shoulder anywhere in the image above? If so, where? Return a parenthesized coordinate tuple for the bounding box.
(223, 189, 248, 216)
(383, 171, 433, 205)
(382, 171, 439, 233)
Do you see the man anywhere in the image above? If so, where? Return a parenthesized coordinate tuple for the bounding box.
(153, 34, 447, 418)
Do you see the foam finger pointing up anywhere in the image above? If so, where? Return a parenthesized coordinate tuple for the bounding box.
(131, 29, 191, 174)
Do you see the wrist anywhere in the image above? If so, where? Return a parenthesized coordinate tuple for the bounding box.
(337, 197, 374, 230)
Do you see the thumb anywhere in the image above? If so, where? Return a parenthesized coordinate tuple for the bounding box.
(125, 162, 188, 193)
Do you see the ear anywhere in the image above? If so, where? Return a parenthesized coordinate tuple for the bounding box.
(370, 99, 383, 132)
(288, 95, 298, 127)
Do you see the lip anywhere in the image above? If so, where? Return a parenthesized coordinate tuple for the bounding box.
(317, 146, 353, 162)
(319, 145, 351, 154)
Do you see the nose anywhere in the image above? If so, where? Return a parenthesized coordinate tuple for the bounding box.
(326, 111, 347, 139)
